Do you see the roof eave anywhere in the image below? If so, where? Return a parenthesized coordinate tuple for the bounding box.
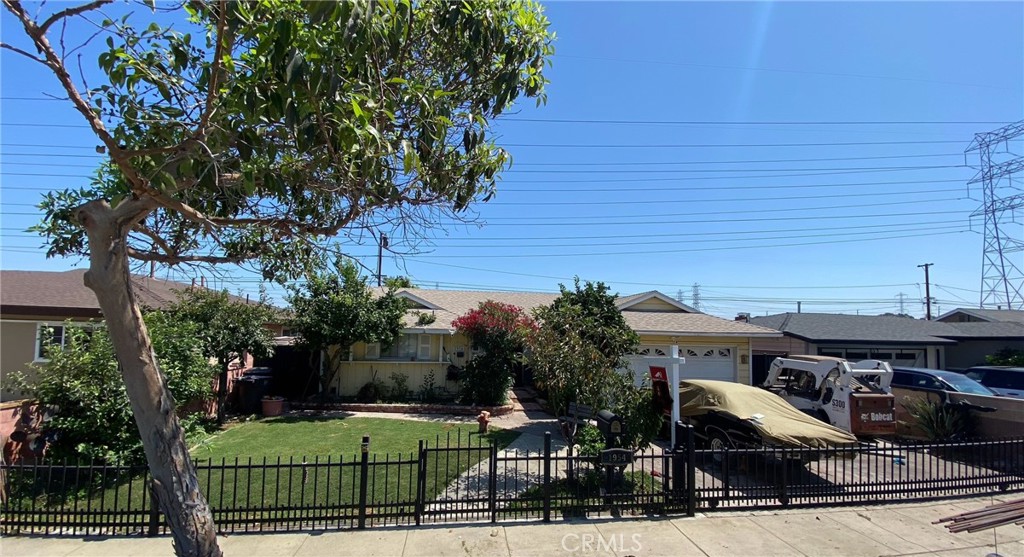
(633, 329, 782, 338)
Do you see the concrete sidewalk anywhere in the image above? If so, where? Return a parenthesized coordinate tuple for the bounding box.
(4, 496, 1023, 557)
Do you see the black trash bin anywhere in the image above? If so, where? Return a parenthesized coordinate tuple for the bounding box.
(235, 367, 275, 414)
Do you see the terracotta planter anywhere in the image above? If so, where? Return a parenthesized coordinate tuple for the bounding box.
(261, 396, 285, 417)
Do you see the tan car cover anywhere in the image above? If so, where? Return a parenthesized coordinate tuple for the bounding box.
(679, 380, 859, 448)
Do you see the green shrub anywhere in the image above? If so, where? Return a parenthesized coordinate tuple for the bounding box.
(986, 348, 1024, 366)
(903, 397, 977, 441)
(611, 376, 664, 452)
(575, 424, 606, 461)
(17, 314, 215, 465)
(418, 370, 440, 403)
(357, 371, 387, 403)
(387, 372, 411, 402)
(458, 352, 513, 406)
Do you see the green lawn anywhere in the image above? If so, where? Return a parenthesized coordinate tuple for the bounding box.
(190, 415, 516, 461)
(4, 416, 520, 532)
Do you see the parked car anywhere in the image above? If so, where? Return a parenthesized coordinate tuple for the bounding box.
(678, 380, 859, 457)
(891, 367, 997, 396)
(961, 366, 1024, 398)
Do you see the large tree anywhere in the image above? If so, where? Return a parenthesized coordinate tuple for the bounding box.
(528, 279, 640, 448)
(167, 288, 276, 424)
(1, 1, 552, 554)
(287, 260, 407, 398)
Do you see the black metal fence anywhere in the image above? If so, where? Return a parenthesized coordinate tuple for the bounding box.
(3, 426, 1023, 536)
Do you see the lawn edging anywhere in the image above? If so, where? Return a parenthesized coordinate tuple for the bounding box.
(288, 400, 515, 416)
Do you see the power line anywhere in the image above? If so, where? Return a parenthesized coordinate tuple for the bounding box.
(0, 151, 962, 166)
(0, 222, 969, 249)
(371, 228, 971, 258)
(502, 118, 1007, 126)
(1, 139, 981, 150)
(474, 197, 967, 222)
(0, 217, 966, 242)
(437, 208, 970, 227)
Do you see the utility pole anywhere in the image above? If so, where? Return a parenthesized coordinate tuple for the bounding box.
(376, 234, 388, 287)
(918, 263, 933, 320)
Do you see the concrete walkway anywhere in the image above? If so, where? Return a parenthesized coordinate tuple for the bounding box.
(5, 496, 1023, 556)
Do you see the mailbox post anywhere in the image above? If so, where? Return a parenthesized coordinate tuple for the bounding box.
(595, 410, 631, 495)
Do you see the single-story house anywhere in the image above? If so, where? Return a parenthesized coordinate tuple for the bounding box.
(0, 269, 277, 404)
(327, 288, 781, 398)
(936, 307, 1024, 325)
(934, 308, 1024, 369)
(746, 312, 1024, 381)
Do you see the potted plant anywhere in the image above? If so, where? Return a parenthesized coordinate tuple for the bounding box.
(261, 395, 285, 417)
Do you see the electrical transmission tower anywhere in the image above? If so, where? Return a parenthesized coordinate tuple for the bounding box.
(966, 121, 1024, 310)
(896, 292, 907, 315)
(691, 283, 702, 312)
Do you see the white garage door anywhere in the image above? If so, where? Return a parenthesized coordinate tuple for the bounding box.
(630, 345, 737, 383)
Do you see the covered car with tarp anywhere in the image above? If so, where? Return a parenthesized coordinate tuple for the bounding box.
(679, 380, 859, 453)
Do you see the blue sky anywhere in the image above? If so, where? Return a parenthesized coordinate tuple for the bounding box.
(2, 1, 1022, 318)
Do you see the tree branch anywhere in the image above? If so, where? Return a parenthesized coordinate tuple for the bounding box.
(38, 0, 112, 35)
(126, 248, 246, 266)
(192, 0, 228, 141)
(0, 41, 45, 63)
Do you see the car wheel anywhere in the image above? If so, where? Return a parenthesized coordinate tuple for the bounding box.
(706, 428, 732, 465)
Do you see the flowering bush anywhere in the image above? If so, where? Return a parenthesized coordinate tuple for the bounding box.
(452, 301, 537, 353)
(453, 301, 536, 405)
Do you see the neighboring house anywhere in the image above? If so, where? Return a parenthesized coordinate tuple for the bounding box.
(0, 269, 267, 405)
(328, 288, 781, 398)
(936, 308, 1024, 324)
(747, 312, 1024, 382)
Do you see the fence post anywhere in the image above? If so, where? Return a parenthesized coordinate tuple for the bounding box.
(778, 447, 789, 506)
(670, 421, 685, 506)
(542, 431, 551, 523)
(685, 422, 696, 517)
(415, 439, 425, 526)
(147, 479, 160, 537)
(358, 435, 370, 529)
(488, 440, 498, 523)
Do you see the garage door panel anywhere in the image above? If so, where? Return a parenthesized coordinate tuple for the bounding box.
(628, 345, 737, 383)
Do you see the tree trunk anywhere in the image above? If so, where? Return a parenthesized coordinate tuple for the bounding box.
(217, 359, 229, 425)
(78, 200, 222, 557)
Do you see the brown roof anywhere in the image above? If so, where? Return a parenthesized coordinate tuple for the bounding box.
(0, 269, 245, 318)
(622, 311, 781, 337)
(390, 288, 780, 337)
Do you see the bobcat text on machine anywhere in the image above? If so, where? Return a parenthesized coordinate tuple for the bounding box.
(761, 355, 897, 437)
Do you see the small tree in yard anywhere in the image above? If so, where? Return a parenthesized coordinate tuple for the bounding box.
(16, 315, 214, 466)
(528, 279, 641, 449)
(452, 301, 536, 405)
(986, 348, 1024, 366)
(167, 288, 276, 424)
(287, 260, 407, 399)
(3, 1, 551, 552)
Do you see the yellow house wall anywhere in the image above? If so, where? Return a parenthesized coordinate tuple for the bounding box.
(636, 334, 753, 385)
(626, 299, 678, 311)
(334, 332, 472, 396)
(0, 321, 40, 402)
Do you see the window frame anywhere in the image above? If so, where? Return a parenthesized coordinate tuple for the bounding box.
(35, 323, 67, 362)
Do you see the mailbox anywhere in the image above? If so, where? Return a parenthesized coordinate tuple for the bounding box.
(596, 409, 626, 437)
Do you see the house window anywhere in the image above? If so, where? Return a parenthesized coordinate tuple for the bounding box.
(378, 334, 431, 360)
(35, 323, 95, 361)
(36, 324, 65, 360)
